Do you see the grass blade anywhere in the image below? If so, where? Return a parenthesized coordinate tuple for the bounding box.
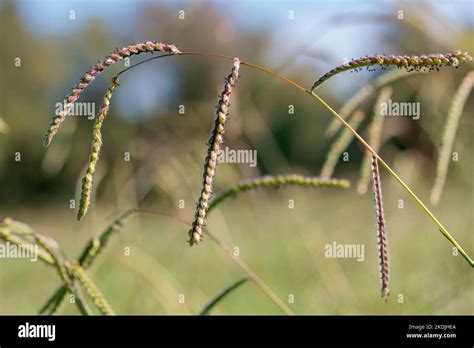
(198, 277, 249, 315)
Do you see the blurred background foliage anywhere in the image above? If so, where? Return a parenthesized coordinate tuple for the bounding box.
(0, 0, 472, 314)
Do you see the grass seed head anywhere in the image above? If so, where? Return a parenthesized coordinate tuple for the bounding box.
(371, 156, 390, 300)
(43, 41, 180, 146)
(188, 58, 240, 246)
(77, 77, 120, 221)
(312, 51, 472, 90)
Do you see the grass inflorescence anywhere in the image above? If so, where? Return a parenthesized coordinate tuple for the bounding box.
(27, 40, 473, 315)
(41, 43, 472, 264)
(43, 41, 180, 147)
(209, 174, 350, 212)
(312, 51, 472, 90)
(188, 58, 241, 246)
(371, 156, 390, 300)
(77, 77, 120, 221)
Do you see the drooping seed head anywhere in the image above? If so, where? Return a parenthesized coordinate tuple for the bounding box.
(371, 156, 390, 301)
(188, 58, 240, 246)
(77, 77, 120, 221)
(43, 41, 181, 147)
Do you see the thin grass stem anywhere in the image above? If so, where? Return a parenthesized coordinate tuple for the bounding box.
(198, 277, 249, 315)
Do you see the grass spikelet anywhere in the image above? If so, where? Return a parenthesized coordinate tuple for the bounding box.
(208, 174, 350, 212)
(77, 77, 120, 221)
(320, 110, 365, 178)
(358, 87, 392, 194)
(188, 58, 241, 246)
(325, 69, 423, 138)
(43, 41, 181, 146)
(312, 51, 472, 91)
(198, 277, 249, 315)
(67, 261, 115, 315)
(371, 156, 390, 300)
(430, 71, 474, 205)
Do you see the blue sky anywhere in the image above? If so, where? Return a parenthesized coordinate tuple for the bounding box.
(13, 0, 472, 34)
(13, 0, 472, 72)
(7, 0, 473, 117)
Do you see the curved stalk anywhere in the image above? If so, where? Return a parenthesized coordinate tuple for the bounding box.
(52, 49, 473, 267)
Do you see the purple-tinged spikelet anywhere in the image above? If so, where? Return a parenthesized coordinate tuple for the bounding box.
(188, 58, 240, 246)
(371, 155, 390, 300)
(312, 51, 472, 90)
(43, 41, 181, 146)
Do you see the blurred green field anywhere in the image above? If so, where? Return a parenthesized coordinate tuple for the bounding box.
(1, 160, 472, 314)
